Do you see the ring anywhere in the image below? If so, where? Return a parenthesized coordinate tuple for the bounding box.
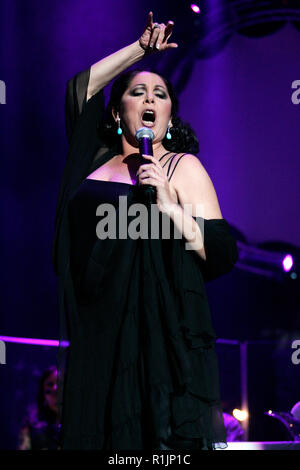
(153, 23, 160, 29)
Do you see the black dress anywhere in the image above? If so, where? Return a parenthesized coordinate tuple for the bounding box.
(52, 67, 239, 450)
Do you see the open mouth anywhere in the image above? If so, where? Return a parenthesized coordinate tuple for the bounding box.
(141, 110, 156, 127)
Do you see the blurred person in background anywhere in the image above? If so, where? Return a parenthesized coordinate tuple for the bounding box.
(18, 366, 60, 450)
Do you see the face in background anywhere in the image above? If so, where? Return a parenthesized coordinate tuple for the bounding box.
(116, 71, 173, 147)
(43, 369, 58, 414)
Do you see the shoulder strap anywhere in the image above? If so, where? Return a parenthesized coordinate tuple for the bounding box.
(167, 153, 188, 182)
(166, 154, 177, 177)
(159, 152, 177, 174)
(158, 151, 172, 162)
(159, 152, 177, 176)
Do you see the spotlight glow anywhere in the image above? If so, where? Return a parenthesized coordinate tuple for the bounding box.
(232, 409, 249, 421)
(282, 254, 293, 272)
(191, 4, 201, 14)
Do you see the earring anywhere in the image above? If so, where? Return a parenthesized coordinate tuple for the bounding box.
(166, 125, 172, 140)
(117, 117, 122, 135)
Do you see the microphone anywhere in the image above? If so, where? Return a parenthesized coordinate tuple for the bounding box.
(135, 127, 157, 202)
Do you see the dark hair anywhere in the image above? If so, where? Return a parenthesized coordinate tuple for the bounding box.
(99, 69, 199, 155)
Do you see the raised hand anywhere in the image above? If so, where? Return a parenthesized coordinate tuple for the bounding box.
(139, 11, 178, 53)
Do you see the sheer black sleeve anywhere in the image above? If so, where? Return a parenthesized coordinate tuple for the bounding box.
(52, 67, 106, 276)
(65, 69, 89, 144)
(193, 217, 239, 282)
(64, 67, 105, 145)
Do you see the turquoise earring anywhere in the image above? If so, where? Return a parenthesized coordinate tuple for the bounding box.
(117, 117, 122, 135)
(166, 125, 172, 140)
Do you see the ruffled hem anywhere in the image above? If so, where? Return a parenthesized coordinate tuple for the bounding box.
(62, 356, 227, 450)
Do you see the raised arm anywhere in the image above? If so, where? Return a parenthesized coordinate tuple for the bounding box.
(65, 12, 177, 144)
(86, 41, 145, 101)
(64, 40, 145, 147)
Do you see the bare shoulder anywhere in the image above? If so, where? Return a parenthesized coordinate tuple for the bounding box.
(172, 153, 212, 188)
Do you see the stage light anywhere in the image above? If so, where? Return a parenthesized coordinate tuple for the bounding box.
(0, 335, 69, 347)
(232, 408, 248, 421)
(236, 239, 299, 281)
(190, 4, 201, 14)
(282, 254, 293, 272)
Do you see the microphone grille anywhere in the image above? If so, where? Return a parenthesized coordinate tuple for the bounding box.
(136, 127, 154, 142)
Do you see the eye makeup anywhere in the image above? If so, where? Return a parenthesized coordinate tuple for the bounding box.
(130, 84, 168, 98)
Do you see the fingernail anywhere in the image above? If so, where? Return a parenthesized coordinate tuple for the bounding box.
(156, 43, 160, 49)
(150, 43, 153, 48)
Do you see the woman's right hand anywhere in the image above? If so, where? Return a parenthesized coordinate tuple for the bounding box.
(139, 11, 178, 53)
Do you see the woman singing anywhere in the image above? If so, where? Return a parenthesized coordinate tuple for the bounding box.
(52, 12, 238, 450)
